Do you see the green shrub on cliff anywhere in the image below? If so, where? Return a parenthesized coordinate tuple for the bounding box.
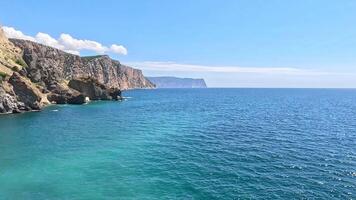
(12, 66, 20, 72)
(0, 71, 7, 83)
(15, 58, 28, 68)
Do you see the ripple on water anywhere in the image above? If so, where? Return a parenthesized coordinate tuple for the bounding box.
(0, 89, 355, 199)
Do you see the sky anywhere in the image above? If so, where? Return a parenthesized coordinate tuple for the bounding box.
(1, 0, 356, 88)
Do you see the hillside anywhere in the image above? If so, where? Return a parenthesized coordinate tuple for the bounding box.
(148, 76, 207, 88)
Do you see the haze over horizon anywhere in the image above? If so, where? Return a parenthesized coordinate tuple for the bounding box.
(1, 0, 356, 88)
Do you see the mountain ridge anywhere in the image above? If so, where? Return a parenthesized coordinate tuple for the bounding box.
(148, 76, 207, 88)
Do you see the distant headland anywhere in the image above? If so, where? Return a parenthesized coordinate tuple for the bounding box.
(148, 76, 207, 88)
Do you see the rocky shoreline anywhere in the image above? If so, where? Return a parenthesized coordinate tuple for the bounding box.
(0, 26, 154, 114)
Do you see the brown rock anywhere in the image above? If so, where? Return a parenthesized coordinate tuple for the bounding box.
(109, 88, 122, 100)
(68, 77, 112, 100)
(47, 84, 85, 104)
(9, 72, 43, 110)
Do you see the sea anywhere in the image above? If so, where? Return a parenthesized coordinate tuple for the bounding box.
(0, 89, 355, 199)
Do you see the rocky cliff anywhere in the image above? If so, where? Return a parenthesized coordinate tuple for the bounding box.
(0, 26, 46, 113)
(10, 39, 154, 90)
(148, 76, 207, 88)
(0, 27, 25, 76)
(0, 26, 154, 114)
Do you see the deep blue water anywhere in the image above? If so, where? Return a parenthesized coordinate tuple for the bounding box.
(0, 89, 355, 199)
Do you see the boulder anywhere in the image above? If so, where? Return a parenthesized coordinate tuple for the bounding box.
(47, 84, 86, 104)
(0, 86, 18, 113)
(8, 72, 43, 110)
(68, 77, 112, 100)
(109, 88, 122, 100)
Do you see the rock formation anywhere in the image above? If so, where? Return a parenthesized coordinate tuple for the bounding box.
(9, 39, 154, 90)
(68, 77, 122, 101)
(0, 26, 153, 114)
(47, 84, 86, 105)
(0, 83, 24, 113)
(8, 72, 44, 110)
(0, 26, 47, 113)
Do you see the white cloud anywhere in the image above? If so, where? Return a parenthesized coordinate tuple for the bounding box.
(110, 44, 128, 55)
(35, 32, 64, 50)
(2, 26, 127, 56)
(58, 34, 108, 54)
(126, 61, 320, 75)
(62, 49, 81, 56)
(2, 26, 35, 41)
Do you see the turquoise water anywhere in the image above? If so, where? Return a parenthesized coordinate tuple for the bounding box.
(0, 89, 355, 199)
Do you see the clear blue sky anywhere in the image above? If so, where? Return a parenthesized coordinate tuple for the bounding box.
(1, 0, 356, 87)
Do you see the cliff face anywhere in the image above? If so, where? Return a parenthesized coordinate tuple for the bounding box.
(10, 39, 154, 90)
(0, 26, 154, 114)
(0, 26, 46, 113)
(148, 77, 207, 88)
